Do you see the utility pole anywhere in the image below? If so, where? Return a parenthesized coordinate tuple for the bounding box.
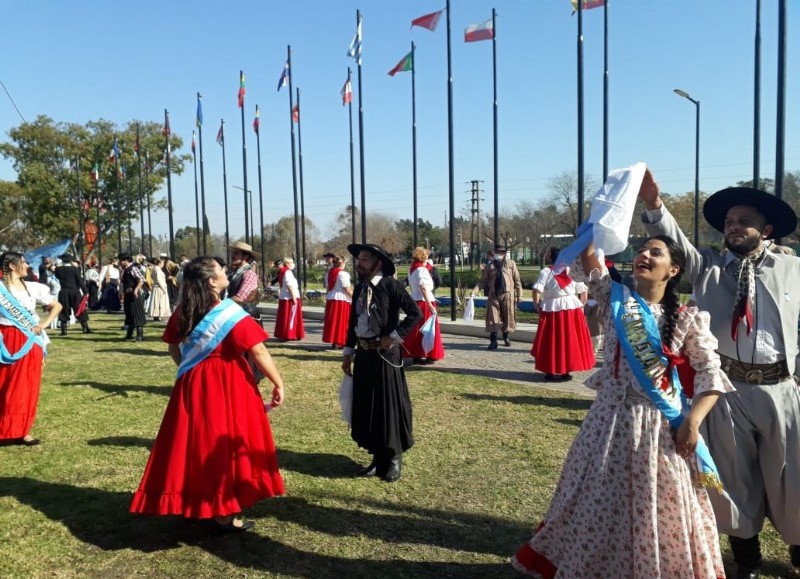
(469, 180, 483, 269)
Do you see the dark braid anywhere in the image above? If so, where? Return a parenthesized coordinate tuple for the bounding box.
(177, 256, 221, 340)
(645, 235, 686, 350)
(0, 252, 24, 289)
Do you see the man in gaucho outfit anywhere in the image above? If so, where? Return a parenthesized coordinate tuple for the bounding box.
(342, 243, 421, 483)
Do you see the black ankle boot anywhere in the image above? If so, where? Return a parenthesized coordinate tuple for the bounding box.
(488, 332, 498, 350)
(59, 322, 67, 336)
(383, 454, 403, 482)
(730, 535, 762, 578)
(357, 456, 378, 477)
(124, 328, 134, 340)
(81, 323, 92, 334)
(135, 327, 143, 342)
(502, 332, 511, 346)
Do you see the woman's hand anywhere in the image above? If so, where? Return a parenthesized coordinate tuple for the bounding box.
(33, 324, 45, 335)
(675, 420, 700, 459)
(638, 168, 662, 210)
(271, 383, 285, 408)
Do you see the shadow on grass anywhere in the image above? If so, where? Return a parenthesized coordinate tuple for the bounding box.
(460, 392, 593, 412)
(96, 347, 165, 356)
(0, 476, 510, 578)
(87, 436, 154, 448)
(276, 449, 362, 478)
(62, 381, 172, 397)
(425, 366, 534, 384)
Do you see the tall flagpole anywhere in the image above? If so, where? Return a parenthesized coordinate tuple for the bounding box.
(164, 109, 175, 259)
(492, 7, 499, 249)
(113, 136, 122, 254)
(355, 10, 366, 243)
(238, 70, 250, 244)
(602, 0, 609, 181)
(136, 123, 145, 255)
(254, 105, 266, 277)
(296, 89, 307, 294)
(95, 164, 103, 267)
(411, 41, 419, 249)
(74, 156, 83, 268)
(192, 130, 201, 255)
(775, 0, 787, 205)
(125, 161, 133, 253)
(145, 152, 152, 257)
(577, 0, 585, 223)
(219, 119, 230, 253)
(346, 68, 357, 266)
(446, 0, 456, 321)
(287, 46, 301, 265)
(197, 93, 208, 253)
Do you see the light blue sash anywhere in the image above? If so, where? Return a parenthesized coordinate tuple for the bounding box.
(611, 282, 723, 492)
(0, 282, 47, 363)
(176, 299, 248, 379)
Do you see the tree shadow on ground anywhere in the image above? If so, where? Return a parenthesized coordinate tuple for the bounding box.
(86, 436, 154, 448)
(460, 392, 593, 412)
(0, 476, 509, 578)
(95, 347, 164, 356)
(61, 381, 172, 397)
(421, 366, 535, 384)
(276, 449, 362, 479)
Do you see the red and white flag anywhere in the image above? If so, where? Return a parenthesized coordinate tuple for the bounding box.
(411, 9, 444, 32)
(341, 78, 352, 106)
(464, 18, 494, 42)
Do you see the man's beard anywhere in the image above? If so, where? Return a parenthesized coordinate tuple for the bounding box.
(726, 233, 762, 255)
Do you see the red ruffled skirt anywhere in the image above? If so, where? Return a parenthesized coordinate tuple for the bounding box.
(322, 299, 350, 347)
(402, 301, 445, 361)
(129, 353, 284, 518)
(531, 308, 595, 374)
(0, 326, 44, 440)
(273, 299, 305, 341)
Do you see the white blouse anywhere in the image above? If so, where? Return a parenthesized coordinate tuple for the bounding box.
(0, 281, 56, 344)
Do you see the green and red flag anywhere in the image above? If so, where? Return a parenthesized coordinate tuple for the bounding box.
(238, 70, 246, 108)
(388, 51, 413, 77)
(253, 105, 260, 134)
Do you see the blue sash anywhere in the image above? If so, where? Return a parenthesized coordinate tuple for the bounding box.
(611, 282, 723, 492)
(176, 299, 248, 379)
(0, 282, 47, 363)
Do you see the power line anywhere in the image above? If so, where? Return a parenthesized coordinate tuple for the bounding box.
(0, 79, 26, 123)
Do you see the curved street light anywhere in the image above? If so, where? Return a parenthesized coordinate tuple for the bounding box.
(673, 88, 701, 246)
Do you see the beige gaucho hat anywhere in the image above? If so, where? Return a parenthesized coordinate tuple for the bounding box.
(226, 240, 260, 259)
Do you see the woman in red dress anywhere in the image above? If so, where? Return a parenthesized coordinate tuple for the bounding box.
(273, 257, 304, 341)
(0, 252, 62, 446)
(130, 257, 286, 532)
(403, 247, 445, 364)
(321, 255, 352, 349)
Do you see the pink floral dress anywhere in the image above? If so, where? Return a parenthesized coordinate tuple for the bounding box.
(512, 271, 734, 578)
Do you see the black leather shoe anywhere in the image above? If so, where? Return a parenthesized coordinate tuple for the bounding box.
(383, 455, 402, 482)
(502, 333, 511, 346)
(487, 341, 498, 350)
(734, 568, 760, 579)
(790, 544, 800, 568)
(213, 518, 254, 534)
(357, 460, 378, 477)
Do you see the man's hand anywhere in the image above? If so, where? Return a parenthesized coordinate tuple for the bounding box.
(342, 355, 353, 376)
(639, 168, 662, 210)
(379, 336, 393, 350)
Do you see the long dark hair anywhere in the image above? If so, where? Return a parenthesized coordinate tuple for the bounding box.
(177, 256, 222, 340)
(0, 252, 24, 288)
(642, 235, 686, 350)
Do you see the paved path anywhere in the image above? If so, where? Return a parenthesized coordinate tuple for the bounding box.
(259, 304, 598, 399)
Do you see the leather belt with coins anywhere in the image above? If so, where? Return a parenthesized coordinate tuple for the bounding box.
(718, 354, 790, 385)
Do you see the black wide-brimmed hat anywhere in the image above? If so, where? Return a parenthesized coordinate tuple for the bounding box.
(58, 253, 75, 262)
(347, 243, 395, 277)
(322, 252, 336, 258)
(493, 245, 507, 253)
(117, 252, 132, 262)
(703, 187, 798, 239)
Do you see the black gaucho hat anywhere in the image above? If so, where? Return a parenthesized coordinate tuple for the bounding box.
(347, 243, 395, 277)
(703, 187, 798, 239)
(117, 252, 132, 262)
(58, 253, 75, 262)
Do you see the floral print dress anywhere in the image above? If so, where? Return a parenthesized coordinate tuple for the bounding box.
(512, 272, 734, 578)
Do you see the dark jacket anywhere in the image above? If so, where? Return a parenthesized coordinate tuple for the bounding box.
(346, 276, 421, 346)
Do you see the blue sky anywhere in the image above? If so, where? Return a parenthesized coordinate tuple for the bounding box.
(0, 1, 797, 241)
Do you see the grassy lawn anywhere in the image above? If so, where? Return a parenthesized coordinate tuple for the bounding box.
(0, 313, 793, 578)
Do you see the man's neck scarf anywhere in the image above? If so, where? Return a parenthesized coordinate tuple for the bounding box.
(730, 246, 765, 341)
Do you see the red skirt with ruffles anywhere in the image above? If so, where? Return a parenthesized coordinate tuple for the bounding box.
(402, 300, 445, 361)
(322, 299, 350, 347)
(531, 308, 595, 374)
(0, 326, 44, 440)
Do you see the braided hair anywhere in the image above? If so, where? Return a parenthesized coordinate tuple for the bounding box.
(176, 256, 222, 340)
(644, 235, 686, 350)
(0, 252, 25, 289)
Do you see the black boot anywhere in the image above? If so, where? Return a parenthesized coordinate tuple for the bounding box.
(135, 327, 143, 342)
(502, 331, 511, 346)
(59, 322, 67, 336)
(124, 327, 134, 340)
(81, 322, 92, 334)
(383, 454, 403, 483)
(357, 456, 378, 477)
(488, 332, 498, 350)
(790, 545, 800, 570)
(729, 535, 762, 578)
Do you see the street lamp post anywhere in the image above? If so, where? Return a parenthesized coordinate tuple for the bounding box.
(674, 88, 701, 246)
(232, 185, 253, 244)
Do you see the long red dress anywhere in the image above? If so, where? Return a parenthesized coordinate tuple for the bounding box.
(0, 281, 53, 440)
(129, 309, 284, 518)
(273, 267, 305, 341)
(402, 263, 445, 361)
(322, 267, 351, 347)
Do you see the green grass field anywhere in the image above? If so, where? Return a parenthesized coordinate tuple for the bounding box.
(0, 313, 793, 578)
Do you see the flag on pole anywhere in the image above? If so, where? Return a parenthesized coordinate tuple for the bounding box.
(292, 103, 299, 123)
(411, 9, 444, 31)
(388, 51, 414, 76)
(570, 0, 605, 14)
(91, 162, 100, 182)
(164, 111, 171, 154)
(238, 70, 246, 108)
(108, 137, 120, 163)
(253, 105, 260, 134)
(134, 127, 140, 156)
(216, 122, 224, 146)
(341, 78, 352, 106)
(191, 130, 196, 153)
(347, 14, 362, 64)
(196, 93, 203, 127)
(277, 61, 289, 91)
(464, 18, 494, 42)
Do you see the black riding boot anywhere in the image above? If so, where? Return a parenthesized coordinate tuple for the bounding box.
(81, 322, 92, 334)
(729, 535, 762, 577)
(124, 327, 134, 340)
(488, 332, 498, 350)
(502, 331, 511, 346)
(59, 321, 67, 336)
(135, 327, 143, 342)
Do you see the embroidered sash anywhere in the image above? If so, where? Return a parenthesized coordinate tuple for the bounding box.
(611, 282, 723, 492)
(176, 299, 248, 379)
(0, 282, 47, 363)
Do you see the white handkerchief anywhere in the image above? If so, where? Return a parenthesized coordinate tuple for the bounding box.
(590, 162, 647, 255)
